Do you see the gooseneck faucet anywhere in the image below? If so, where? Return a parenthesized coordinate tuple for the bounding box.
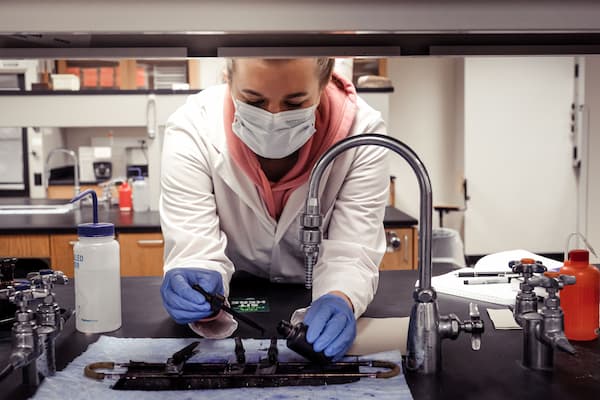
(44, 148, 80, 198)
(300, 133, 482, 375)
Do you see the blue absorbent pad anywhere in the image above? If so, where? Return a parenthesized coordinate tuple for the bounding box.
(33, 336, 413, 400)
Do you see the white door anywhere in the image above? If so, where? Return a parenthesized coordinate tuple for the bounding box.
(464, 57, 577, 255)
(583, 56, 600, 263)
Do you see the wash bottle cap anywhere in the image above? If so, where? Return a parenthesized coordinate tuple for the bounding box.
(568, 249, 589, 264)
(70, 189, 115, 237)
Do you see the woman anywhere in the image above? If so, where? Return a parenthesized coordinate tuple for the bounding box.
(159, 58, 388, 360)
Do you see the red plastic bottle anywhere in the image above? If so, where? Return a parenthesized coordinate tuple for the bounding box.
(118, 181, 132, 212)
(559, 249, 600, 341)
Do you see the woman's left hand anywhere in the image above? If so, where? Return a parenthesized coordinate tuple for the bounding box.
(304, 293, 356, 361)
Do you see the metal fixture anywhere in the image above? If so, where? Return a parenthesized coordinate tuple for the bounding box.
(511, 259, 577, 370)
(438, 303, 484, 351)
(0, 268, 68, 387)
(510, 258, 547, 325)
(300, 133, 484, 374)
(2, 284, 42, 388)
(98, 177, 125, 207)
(29, 270, 68, 377)
(44, 148, 81, 199)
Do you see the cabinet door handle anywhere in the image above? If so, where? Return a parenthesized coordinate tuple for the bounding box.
(403, 234, 409, 263)
(68, 241, 76, 246)
(137, 239, 164, 247)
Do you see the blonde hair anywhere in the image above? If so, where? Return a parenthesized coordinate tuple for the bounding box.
(226, 58, 335, 88)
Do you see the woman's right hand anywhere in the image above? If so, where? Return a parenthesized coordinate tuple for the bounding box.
(160, 267, 224, 324)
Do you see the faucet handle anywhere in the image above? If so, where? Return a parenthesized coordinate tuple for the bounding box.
(462, 303, 484, 351)
(556, 274, 576, 288)
(510, 258, 547, 278)
(26, 269, 69, 291)
(529, 274, 575, 293)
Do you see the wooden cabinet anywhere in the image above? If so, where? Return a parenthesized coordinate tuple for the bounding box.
(118, 232, 164, 276)
(1, 231, 165, 278)
(50, 234, 77, 277)
(0, 234, 50, 258)
(380, 227, 417, 270)
(47, 185, 102, 200)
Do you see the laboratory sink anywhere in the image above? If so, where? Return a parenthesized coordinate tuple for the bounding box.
(0, 201, 74, 215)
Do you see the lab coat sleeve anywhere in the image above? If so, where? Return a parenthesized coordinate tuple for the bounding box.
(311, 112, 389, 319)
(160, 101, 237, 337)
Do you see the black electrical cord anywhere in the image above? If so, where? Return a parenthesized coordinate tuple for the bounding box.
(0, 363, 14, 381)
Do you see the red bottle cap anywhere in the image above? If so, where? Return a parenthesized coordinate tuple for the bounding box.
(569, 249, 589, 263)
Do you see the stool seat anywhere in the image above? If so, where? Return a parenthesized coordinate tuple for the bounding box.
(434, 205, 461, 212)
(432, 227, 466, 269)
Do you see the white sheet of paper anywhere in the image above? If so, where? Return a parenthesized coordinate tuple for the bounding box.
(428, 268, 520, 305)
(487, 308, 522, 330)
(474, 249, 563, 272)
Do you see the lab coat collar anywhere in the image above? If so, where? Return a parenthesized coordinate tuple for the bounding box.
(212, 147, 335, 244)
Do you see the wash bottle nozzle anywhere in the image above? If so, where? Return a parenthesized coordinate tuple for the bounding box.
(70, 189, 114, 237)
(71, 189, 98, 223)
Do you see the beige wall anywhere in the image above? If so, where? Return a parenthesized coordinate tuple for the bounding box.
(463, 57, 577, 255)
(386, 57, 465, 232)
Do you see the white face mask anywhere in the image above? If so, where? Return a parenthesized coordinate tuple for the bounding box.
(231, 98, 317, 159)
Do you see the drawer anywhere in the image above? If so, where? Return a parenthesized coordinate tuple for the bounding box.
(0, 234, 50, 258)
(380, 227, 416, 270)
(50, 234, 78, 277)
(118, 232, 164, 276)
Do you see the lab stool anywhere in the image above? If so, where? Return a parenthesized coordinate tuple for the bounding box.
(433, 205, 461, 228)
(432, 227, 466, 270)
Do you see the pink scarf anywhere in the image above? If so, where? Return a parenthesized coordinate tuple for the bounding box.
(224, 73, 358, 220)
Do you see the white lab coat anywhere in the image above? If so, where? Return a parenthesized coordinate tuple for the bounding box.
(160, 84, 389, 337)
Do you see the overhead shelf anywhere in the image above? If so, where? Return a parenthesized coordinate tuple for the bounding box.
(0, 92, 189, 128)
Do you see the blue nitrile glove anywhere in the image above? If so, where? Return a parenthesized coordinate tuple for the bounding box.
(304, 293, 356, 361)
(160, 268, 224, 324)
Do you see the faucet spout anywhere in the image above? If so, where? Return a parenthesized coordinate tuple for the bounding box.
(302, 134, 433, 289)
(44, 148, 80, 199)
(301, 133, 449, 374)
